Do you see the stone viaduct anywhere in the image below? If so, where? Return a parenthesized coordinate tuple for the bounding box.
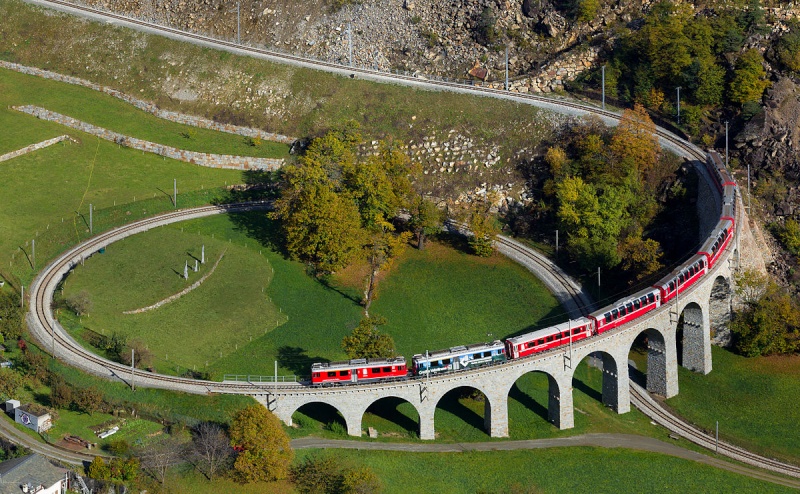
(254, 160, 740, 440)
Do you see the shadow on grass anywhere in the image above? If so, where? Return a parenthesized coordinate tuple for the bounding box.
(628, 363, 646, 388)
(508, 383, 549, 423)
(572, 377, 602, 403)
(365, 397, 419, 433)
(437, 387, 485, 434)
(432, 231, 472, 256)
(227, 212, 287, 257)
(277, 346, 329, 376)
(295, 403, 346, 429)
(317, 275, 362, 306)
(505, 305, 570, 340)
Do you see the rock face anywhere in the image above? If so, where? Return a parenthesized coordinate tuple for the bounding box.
(737, 77, 800, 207)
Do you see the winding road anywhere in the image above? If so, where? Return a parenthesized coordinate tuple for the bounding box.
(10, 0, 800, 487)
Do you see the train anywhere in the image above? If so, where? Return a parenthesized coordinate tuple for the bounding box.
(310, 150, 737, 386)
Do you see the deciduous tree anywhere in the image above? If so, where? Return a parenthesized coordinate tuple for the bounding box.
(408, 196, 442, 250)
(729, 48, 771, 104)
(342, 315, 396, 360)
(229, 405, 293, 483)
(192, 422, 232, 481)
(0, 368, 24, 401)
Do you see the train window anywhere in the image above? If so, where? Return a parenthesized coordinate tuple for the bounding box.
(327, 372, 336, 377)
(443, 359, 451, 365)
(648, 293, 655, 303)
(612, 308, 619, 319)
(626, 303, 633, 312)
(679, 274, 685, 283)
(604, 313, 611, 323)
(669, 281, 675, 291)
(383, 367, 391, 373)
(688, 267, 695, 276)
(633, 300, 641, 310)
(483, 352, 491, 358)
(572, 328, 580, 336)
(619, 306, 626, 316)
(339, 371, 349, 377)
(538, 339, 544, 346)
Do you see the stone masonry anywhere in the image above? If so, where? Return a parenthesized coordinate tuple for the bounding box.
(14, 106, 284, 172)
(0, 135, 76, 163)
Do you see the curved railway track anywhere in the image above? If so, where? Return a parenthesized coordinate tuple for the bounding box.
(20, 0, 800, 482)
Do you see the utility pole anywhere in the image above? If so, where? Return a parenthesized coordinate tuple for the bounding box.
(747, 162, 751, 212)
(504, 46, 509, 91)
(274, 360, 278, 396)
(597, 267, 601, 287)
(348, 22, 353, 67)
(601, 65, 606, 110)
(555, 230, 559, 256)
(173, 178, 177, 209)
(20, 285, 24, 309)
(716, 421, 719, 453)
(131, 348, 135, 391)
(89, 204, 93, 235)
(236, 2, 240, 44)
(676, 87, 681, 125)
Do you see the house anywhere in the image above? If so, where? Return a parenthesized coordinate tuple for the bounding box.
(0, 454, 69, 494)
(14, 405, 52, 433)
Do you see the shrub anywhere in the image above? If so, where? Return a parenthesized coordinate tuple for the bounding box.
(65, 290, 92, 316)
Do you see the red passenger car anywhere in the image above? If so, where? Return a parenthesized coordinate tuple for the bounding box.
(311, 357, 407, 385)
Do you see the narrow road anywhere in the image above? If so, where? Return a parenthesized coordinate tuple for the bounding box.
(0, 415, 95, 466)
(292, 434, 800, 490)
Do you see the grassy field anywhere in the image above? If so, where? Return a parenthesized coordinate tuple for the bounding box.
(666, 346, 800, 464)
(295, 448, 796, 494)
(61, 214, 564, 378)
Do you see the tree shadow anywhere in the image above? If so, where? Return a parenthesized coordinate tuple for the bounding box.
(437, 388, 485, 433)
(365, 397, 419, 433)
(226, 212, 287, 257)
(505, 305, 570, 339)
(508, 382, 549, 423)
(316, 276, 362, 306)
(277, 346, 330, 376)
(432, 231, 473, 255)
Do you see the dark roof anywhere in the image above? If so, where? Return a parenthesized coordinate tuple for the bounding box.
(0, 454, 67, 494)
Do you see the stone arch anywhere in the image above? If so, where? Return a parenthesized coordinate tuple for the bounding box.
(572, 351, 627, 413)
(679, 301, 710, 374)
(361, 395, 421, 439)
(433, 385, 493, 438)
(709, 275, 733, 346)
(289, 401, 350, 435)
(506, 370, 563, 435)
(628, 327, 676, 397)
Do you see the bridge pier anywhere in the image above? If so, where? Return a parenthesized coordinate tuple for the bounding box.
(484, 390, 509, 438)
(646, 328, 679, 399)
(551, 374, 574, 430)
(681, 302, 712, 375)
(601, 350, 630, 414)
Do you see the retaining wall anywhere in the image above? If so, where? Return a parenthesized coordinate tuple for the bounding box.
(15, 106, 284, 171)
(0, 135, 75, 163)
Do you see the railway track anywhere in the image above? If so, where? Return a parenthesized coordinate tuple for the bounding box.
(630, 384, 800, 480)
(21, 0, 800, 483)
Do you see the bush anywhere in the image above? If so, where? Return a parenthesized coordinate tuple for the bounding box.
(474, 7, 497, 46)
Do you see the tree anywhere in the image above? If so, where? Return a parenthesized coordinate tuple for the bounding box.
(73, 386, 104, 416)
(342, 315, 396, 360)
(619, 230, 663, 282)
(362, 226, 412, 315)
(609, 104, 659, 177)
(139, 436, 185, 485)
(87, 456, 111, 480)
(49, 380, 73, 409)
(474, 7, 497, 45)
(729, 49, 771, 104)
(192, 422, 232, 481)
(775, 23, 800, 73)
(0, 368, 24, 401)
(229, 405, 293, 483)
(65, 290, 93, 316)
(644, 2, 693, 82)
(467, 196, 500, 257)
(734, 269, 768, 306)
(730, 282, 800, 357)
(109, 457, 139, 483)
(408, 196, 442, 250)
(341, 466, 382, 494)
(0, 291, 23, 340)
(290, 455, 343, 494)
(120, 339, 153, 369)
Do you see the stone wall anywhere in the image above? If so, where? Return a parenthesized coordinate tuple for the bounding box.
(0, 135, 76, 163)
(0, 60, 296, 145)
(480, 46, 601, 94)
(15, 106, 284, 172)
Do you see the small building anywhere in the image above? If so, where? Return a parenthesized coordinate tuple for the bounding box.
(0, 358, 12, 369)
(4, 400, 20, 414)
(0, 454, 69, 494)
(14, 404, 52, 433)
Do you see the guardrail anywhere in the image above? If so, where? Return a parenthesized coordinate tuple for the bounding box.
(223, 374, 299, 383)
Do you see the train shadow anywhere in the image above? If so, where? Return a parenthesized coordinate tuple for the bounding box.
(277, 346, 329, 376)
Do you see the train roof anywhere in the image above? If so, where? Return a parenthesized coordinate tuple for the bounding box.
(505, 318, 592, 345)
(412, 340, 505, 361)
(590, 286, 660, 319)
(654, 253, 707, 288)
(311, 357, 406, 371)
(698, 219, 732, 252)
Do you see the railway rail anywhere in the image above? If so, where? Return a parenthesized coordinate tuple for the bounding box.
(19, 0, 800, 482)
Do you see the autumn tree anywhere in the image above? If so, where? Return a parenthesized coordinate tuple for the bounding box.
(408, 196, 442, 250)
(609, 104, 659, 178)
(120, 339, 153, 369)
(342, 315, 396, 359)
(291, 454, 382, 494)
(730, 282, 800, 357)
(87, 456, 111, 480)
(619, 229, 664, 283)
(0, 291, 23, 340)
(467, 195, 500, 257)
(229, 405, 293, 483)
(775, 22, 800, 73)
(72, 386, 104, 416)
(192, 422, 233, 481)
(65, 290, 93, 316)
(363, 225, 412, 315)
(49, 380, 74, 409)
(729, 48, 771, 104)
